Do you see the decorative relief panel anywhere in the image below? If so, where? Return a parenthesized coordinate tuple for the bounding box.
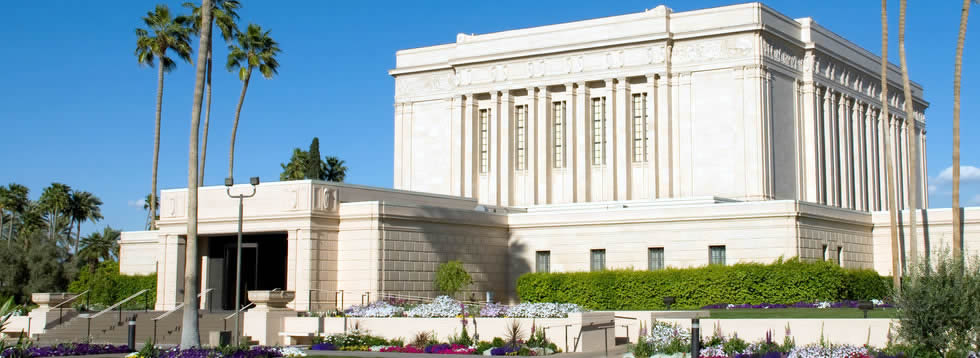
(762, 36, 804, 71)
(395, 71, 456, 98)
(672, 35, 752, 64)
(814, 53, 906, 109)
(313, 187, 339, 213)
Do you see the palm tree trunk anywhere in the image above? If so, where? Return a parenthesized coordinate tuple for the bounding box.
(899, 0, 919, 266)
(228, 70, 251, 180)
(199, 21, 214, 187)
(182, 0, 212, 349)
(0, 210, 5, 244)
(150, 61, 165, 231)
(881, 0, 901, 291)
(952, 0, 970, 260)
(7, 219, 14, 247)
(75, 220, 82, 256)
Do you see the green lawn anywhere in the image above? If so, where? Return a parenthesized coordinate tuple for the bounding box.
(707, 308, 897, 319)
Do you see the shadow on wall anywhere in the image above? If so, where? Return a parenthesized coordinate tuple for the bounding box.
(507, 240, 531, 304)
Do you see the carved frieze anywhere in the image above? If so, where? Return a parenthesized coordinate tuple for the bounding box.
(395, 71, 456, 98)
(762, 36, 804, 71)
(814, 53, 907, 109)
(672, 35, 752, 64)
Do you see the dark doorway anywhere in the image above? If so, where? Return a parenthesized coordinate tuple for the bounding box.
(207, 233, 288, 311)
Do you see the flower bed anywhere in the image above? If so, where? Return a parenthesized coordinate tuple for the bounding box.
(701, 300, 892, 310)
(341, 295, 585, 318)
(310, 326, 559, 355)
(1, 344, 131, 357)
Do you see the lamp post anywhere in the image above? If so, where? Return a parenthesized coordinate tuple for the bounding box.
(225, 176, 259, 346)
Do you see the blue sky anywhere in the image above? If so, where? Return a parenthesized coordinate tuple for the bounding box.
(0, 0, 977, 235)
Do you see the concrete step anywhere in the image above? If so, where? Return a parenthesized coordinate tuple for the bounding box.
(34, 311, 235, 345)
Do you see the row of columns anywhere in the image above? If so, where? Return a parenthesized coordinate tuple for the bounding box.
(457, 77, 676, 207)
(811, 85, 925, 212)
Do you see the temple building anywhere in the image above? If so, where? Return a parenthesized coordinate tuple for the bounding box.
(119, 3, 978, 311)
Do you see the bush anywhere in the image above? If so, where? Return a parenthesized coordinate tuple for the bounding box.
(434, 261, 472, 297)
(68, 261, 156, 310)
(517, 258, 888, 310)
(842, 269, 891, 300)
(894, 251, 980, 356)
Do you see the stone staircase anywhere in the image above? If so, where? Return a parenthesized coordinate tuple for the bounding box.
(33, 310, 240, 346)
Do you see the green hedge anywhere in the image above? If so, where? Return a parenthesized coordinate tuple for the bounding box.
(68, 261, 156, 310)
(516, 258, 890, 310)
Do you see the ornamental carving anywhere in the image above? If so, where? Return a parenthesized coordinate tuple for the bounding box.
(314, 187, 339, 212)
(395, 71, 456, 98)
(762, 36, 804, 71)
(672, 36, 751, 64)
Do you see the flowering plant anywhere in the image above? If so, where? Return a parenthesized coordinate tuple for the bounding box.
(3, 344, 131, 358)
(405, 296, 463, 318)
(787, 344, 870, 358)
(505, 302, 584, 318)
(345, 301, 405, 317)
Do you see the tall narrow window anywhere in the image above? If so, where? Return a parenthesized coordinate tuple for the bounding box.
(592, 97, 606, 164)
(822, 245, 829, 261)
(479, 109, 490, 173)
(515, 105, 527, 170)
(590, 249, 606, 271)
(648, 247, 664, 271)
(535, 251, 550, 273)
(837, 247, 844, 267)
(552, 101, 566, 168)
(709, 246, 726, 265)
(632, 93, 648, 162)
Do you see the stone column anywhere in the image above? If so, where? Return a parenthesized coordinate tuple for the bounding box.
(526, 87, 539, 205)
(646, 74, 660, 199)
(243, 291, 298, 346)
(801, 82, 819, 203)
(920, 129, 929, 208)
(156, 234, 185, 310)
(864, 104, 876, 211)
(835, 94, 848, 208)
(393, 102, 404, 189)
(602, 78, 615, 201)
(488, 91, 500, 205)
(574, 82, 590, 202)
(286, 229, 315, 311)
(852, 100, 864, 211)
(614, 77, 630, 200)
(822, 87, 836, 206)
(500, 91, 513, 207)
(452, 95, 464, 197)
(463, 95, 475, 199)
(878, 109, 888, 210)
(537, 86, 550, 205)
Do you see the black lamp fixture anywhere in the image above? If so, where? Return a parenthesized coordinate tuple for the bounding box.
(663, 296, 676, 311)
(857, 301, 874, 319)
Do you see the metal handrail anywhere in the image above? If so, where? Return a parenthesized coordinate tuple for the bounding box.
(224, 302, 255, 321)
(83, 289, 149, 343)
(52, 291, 89, 310)
(89, 289, 149, 319)
(54, 291, 90, 326)
(152, 289, 214, 321)
(150, 288, 213, 344)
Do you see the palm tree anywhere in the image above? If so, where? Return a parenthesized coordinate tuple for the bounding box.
(5, 184, 29, 245)
(182, 0, 213, 348)
(78, 227, 120, 272)
(143, 193, 160, 230)
(136, 4, 192, 230)
(952, 0, 974, 260)
(280, 148, 309, 181)
(0, 186, 8, 243)
(226, 24, 281, 180)
(183, 0, 241, 186)
(881, 0, 902, 291)
(325, 156, 347, 182)
(68, 191, 103, 256)
(38, 183, 71, 243)
(898, 0, 919, 265)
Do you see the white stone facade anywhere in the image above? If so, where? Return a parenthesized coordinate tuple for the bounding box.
(118, 3, 978, 311)
(391, 3, 928, 212)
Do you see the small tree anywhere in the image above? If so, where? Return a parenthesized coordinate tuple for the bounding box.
(434, 260, 472, 298)
(894, 249, 980, 355)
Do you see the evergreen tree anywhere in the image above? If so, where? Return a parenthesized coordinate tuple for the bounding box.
(306, 137, 325, 180)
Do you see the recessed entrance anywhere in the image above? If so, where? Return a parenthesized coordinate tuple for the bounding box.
(205, 233, 288, 311)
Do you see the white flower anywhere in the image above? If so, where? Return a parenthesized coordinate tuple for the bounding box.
(405, 296, 463, 317)
(787, 344, 868, 358)
(346, 301, 405, 317)
(815, 301, 831, 309)
(278, 347, 307, 357)
(871, 299, 884, 306)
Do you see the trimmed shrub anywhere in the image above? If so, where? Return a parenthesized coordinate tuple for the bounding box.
(842, 268, 891, 300)
(68, 261, 156, 310)
(434, 261, 472, 297)
(516, 258, 887, 310)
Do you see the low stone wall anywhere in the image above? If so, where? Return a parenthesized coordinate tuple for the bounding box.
(280, 312, 615, 353)
(615, 311, 893, 347)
